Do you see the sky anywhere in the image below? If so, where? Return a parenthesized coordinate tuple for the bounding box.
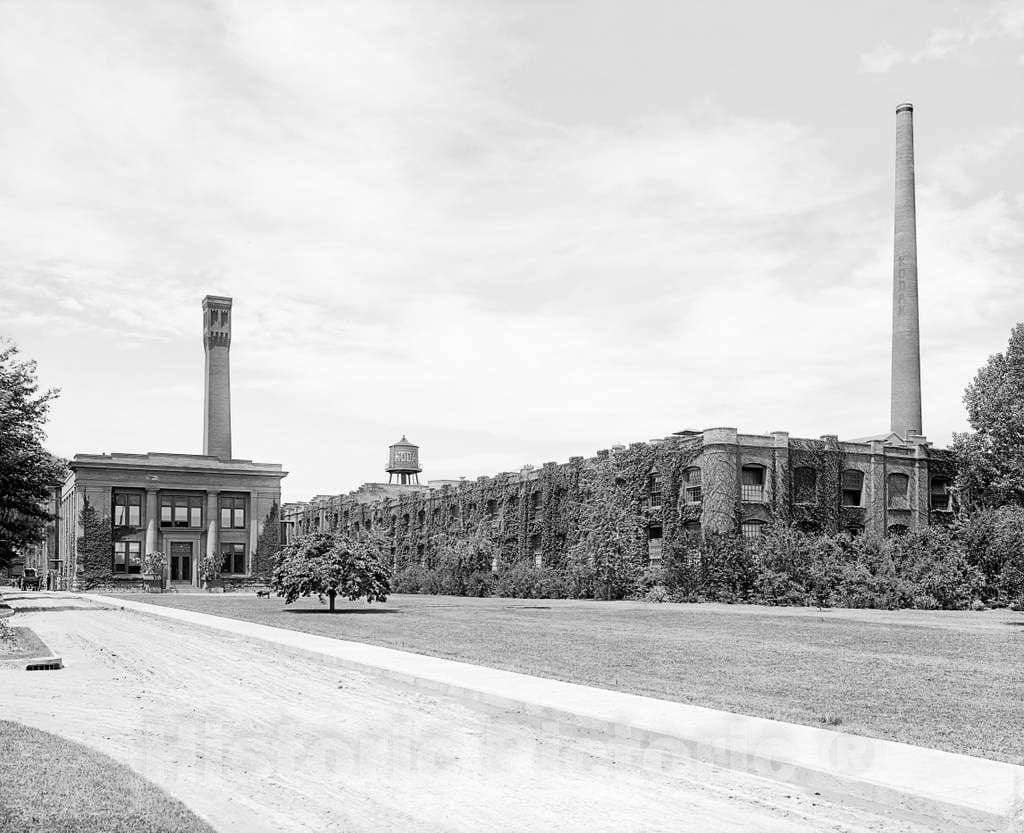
(1, 0, 1023, 502)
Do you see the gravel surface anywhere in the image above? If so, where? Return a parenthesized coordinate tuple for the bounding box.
(0, 594, 939, 833)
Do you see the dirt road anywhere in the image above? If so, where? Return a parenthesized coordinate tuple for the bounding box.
(0, 594, 933, 833)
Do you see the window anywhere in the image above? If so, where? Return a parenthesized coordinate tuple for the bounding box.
(841, 470, 864, 507)
(486, 499, 497, 517)
(888, 523, 908, 537)
(531, 491, 541, 511)
(220, 495, 246, 529)
(160, 495, 203, 528)
(112, 491, 142, 527)
(683, 467, 702, 504)
(845, 526, 864, 538)
(647, 525, 663, 561)
(930, 477, 952, 511)
(220, 543, 245, 574)
(365, 518, 373, 531)
(417, 509, 426, 525)
(113, 541, 142, 574)
(740, 466, 765, 503)
(888, 473, 910, 509)
(647, 470, 663, 509)
(741, 521, 764, 540)
(793, 467, 817, 505)
(681, 521, 701, 546)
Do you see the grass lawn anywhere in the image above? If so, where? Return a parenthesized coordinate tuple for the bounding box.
(0, 620, 52, 661)
(0, 720, 215, 833)
(112, 592, 1024, 765)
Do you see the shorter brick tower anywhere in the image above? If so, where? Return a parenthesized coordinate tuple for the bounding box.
(202, 295, 232, 460)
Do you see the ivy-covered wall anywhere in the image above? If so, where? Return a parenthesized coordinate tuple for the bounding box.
(284, 428, 956, 573)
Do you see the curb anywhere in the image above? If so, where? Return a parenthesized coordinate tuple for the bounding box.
(83, 594, 1022, 831)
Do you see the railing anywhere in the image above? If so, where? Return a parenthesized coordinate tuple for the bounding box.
(741, 484, 764, 503)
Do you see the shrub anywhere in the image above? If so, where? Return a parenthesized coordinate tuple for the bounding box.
(493, 563, 537, 598)
(700, 533, 754, 602)
(888, 528, 982, 610)
(393, 565, 429, 594)
(644, 585, 669, 603)
(463, 570, 496, 597)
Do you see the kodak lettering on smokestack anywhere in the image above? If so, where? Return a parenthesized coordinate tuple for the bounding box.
(202, 295, 232, 459)
(890, 103, 923, 439)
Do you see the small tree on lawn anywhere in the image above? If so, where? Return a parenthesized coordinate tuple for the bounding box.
(272, 530, 391, 612)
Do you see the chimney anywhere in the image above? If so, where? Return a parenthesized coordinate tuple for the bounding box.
(202, 295, 232, 459)
(890, 103, 923, 439)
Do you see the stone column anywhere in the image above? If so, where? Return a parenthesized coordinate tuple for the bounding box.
(206, 490, 220, 581)
(771, 432, 790, 522)
(700, 428, 739, 535)
(145, 489, 159, 578)
(891, 103, 923, 438)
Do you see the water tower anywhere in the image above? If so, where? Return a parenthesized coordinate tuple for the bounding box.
(387, 435, 422, 485)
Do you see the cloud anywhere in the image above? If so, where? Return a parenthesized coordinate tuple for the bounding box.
(859, 1, 1024, 72)
(0, 1, 1020, 499)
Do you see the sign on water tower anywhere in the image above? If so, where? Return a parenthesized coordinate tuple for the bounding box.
(387, 435, 422, 485)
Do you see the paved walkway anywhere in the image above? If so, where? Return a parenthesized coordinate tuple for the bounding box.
(1, 591, 943, 833)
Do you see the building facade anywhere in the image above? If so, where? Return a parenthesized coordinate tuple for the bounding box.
(282, 429, 956, 572)
(55, 296, 287, 590)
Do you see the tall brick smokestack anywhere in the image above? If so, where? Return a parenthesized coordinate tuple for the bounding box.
(890, 103, 923, 438)
(202, 295, 232, 459)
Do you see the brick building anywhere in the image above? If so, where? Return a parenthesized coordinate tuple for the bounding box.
(55, 296, 286, 590)
(281, 430, 955, 573)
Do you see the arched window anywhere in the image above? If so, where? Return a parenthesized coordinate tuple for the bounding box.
(647, 469, 663, 509)
(888, 473, 910, 510)
(793, 467, 817, 505)
(486, 499, 497, 517)
(417, 509, 426, 525)
(741, 520, 765, 539)
(841, 470, 864, 507)
(740, 465, 766, 503)
(930, 477, 952, 511)
(352, 521, 360, 533)
(683, 467, 702, 504)
(402, 513, 410, 528)
(364, 518, 373, 531)
(531, 491, 541, 510)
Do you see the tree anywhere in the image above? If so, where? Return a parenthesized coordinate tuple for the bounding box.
(0, 341, 66, 569)
(952, 323, 1024, 508)
(77, 498, 113, 590)
(271, 530, 391, 612)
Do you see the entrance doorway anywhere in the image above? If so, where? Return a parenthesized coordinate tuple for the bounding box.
(170, 541, 193, 583)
